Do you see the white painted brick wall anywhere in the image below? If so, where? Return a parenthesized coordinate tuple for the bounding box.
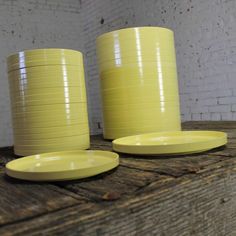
(128, 0, 236, 123)
(80, 0, 136, 134)
(82, 0, 236, 135)
(1, 0, 236, 146)
(0, 0, 85, 147)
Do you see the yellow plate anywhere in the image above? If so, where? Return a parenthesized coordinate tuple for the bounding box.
(14, 134, 90, 156)
(8, 65, 85, 79)
(10, 87, 86, 99)
(14, 133, 89, 146)
(5, 150, 119, 181)
(99, 66, 177, 80)
(7, 49, 83, 71)
(101, 85, 179, 101)
(112, 131, 227, 155)
(12, 112, 88, 125)
(12, 104, 88, 119)
(11, 102, 87, 113)
(14, 126, 89, 139)
(11, 96, 86, 107)
(12, 118, 88, 129)
(9, 79, 85, 91)
(98, 56, 176, 65)
(104, 123, 182, 140)
(14, 142, 90, 156)
(98, 61, 177, 72)
(13, 123, 89, 135)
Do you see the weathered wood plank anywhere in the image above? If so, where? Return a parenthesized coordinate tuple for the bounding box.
(0, 169, 85, 226)
(1, 161, 236, 235)
(0, 121, 235, 235)
(56, 165, 169, 201)
(182, 121, 236, 130)
(0, 147, 15, 166)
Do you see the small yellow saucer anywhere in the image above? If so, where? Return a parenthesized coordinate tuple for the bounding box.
(112, 131, 227, 155)
(6, 150, 119, 181)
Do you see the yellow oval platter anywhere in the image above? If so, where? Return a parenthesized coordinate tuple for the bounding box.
(6, 150, 119, 181)
(112, 131, 227, 155)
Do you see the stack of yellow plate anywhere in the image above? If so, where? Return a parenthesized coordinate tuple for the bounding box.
(7, 48, 90, 156)
(96, 27, 181, 139)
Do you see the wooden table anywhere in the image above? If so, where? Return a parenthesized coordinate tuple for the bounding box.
(0, 121, 236, 235)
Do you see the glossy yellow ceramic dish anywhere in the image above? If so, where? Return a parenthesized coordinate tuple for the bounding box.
(98, 61, 176, 72)
(14, 135, 90, 156)
(9, 79, 84, 91)
(7, 49, 83, 71)
(12, 110, 88, 124)
(8, 48, 89, 156)
(11, 102, 87, 113)
(15, 133, 90, 146)
(101, 85, 179, 100)
(6, 150, 119, 181)
(14, 125, 89, 139)
(96, 27, 181, 139)
(12, 119, 87, 130)
(12, 103, 88, 117)
(11, 97, 86, 107)
(112, 131, 227, 155)
(10, 87, 86, 100)
(8, 64, 84, 77)
(9, 67, 85, 89)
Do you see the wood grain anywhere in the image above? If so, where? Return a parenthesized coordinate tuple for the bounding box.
(0, 121, 236, 235)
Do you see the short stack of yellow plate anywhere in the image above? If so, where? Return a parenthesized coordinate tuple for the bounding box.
(7, 48, 90, 156)
(96, 27, 181, 139)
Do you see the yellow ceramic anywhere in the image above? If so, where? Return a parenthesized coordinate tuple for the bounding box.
(12, 105, 88, 121)
(14, 125, 89, 139)
(104, 123, 181, 140)
(98, 57, 176, 67)
(8, 48, 89, 156)
(13, 123, 89, 135)
(103, 102, 179, 111)
(9, 79, 85, 91)
(5, 150, 119, 181)
(14, 143, 90, 156)
(98, 61, 177, 72)
(12, 117, 88, 128)
(100, 70, 178, 88)
(14, 133, 89, 146)
(11, 96, 85, 107)
(97, 27, 174, 44)
(10, 86, 85, 98)
(14, 134, 90, 156)
(11, 103, 87, 113)
(13, 122, 88, 133)
(103, 117, 180, 129)
(7, 49, 83, 72)
(96, 27, 181, 139)
(112, 131, 227, 155)
(97, 52, 176, 62)
(8, 65, 85, 78)
(12, 118, 87, 129)
(8, 66, 85, 89)
(101, 89, 179, 104)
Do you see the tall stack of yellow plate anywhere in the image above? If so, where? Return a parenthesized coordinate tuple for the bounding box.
(96, 27, 181, 139)
(7, 48, 90, 156)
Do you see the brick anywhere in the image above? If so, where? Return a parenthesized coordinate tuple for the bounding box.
(211, 113, 221, 121)
(232, 105, 236, 112)
(218, 97, 236, 105)
(208, 105, 231, 113)
(202, 113, 211, 120)
(190, 106, 208, 113)
(192, 113, 202, 121)
(221, 113, 233, 121)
